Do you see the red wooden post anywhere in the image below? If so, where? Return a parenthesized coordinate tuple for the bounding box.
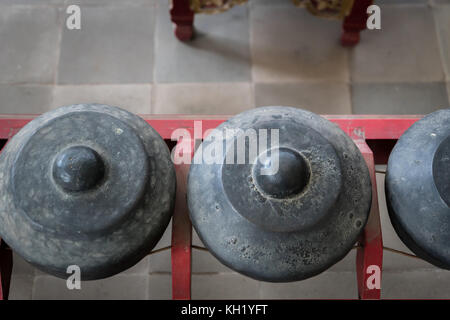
(341, 0, 373, 46)
(171, 139, 194, 300)
(354, 140, 383, 299)
(0, 239, 13, 300)
(170, 0, 195, 41)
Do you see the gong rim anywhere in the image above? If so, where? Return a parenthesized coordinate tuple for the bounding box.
(386, 108, 450, 269)
(0, 104, 176, 280)
(188, 106, 372, 282)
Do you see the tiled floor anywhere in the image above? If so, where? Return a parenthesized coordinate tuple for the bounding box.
(58, 5, 156, 84)
(1, 0, 450, 299)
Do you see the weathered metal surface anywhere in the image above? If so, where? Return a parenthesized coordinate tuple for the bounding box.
(188, 107, 372, 282)
(0, 104, 176, 280)
(386, 108, 450, 269)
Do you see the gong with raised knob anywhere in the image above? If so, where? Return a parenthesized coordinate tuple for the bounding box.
(0, 104, 176, 280)
(188, 107, 372, 282)
(386, 108, 450, 269)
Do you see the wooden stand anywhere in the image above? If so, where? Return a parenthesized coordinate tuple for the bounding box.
(170, 0, 195, 41)
(341, 0, 373, 46)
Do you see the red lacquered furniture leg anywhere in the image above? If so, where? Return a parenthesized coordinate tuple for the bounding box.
(341, 0, 373, 46)
(0, 239, 13, 300)
(354, 140, 383, 300)
(170, 0, 194, 41)
(171, 139, 194, 300)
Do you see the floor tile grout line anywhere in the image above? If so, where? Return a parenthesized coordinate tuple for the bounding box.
(146, 273, 150, 300)
(247, 3, 257, 109)
(150, 0, 158, 114)
(16, 78, 438, 86)
(0, 3, 65, 9)
(0, 80, 378, 86)
(430, 3, 450, 84)
(53, 3, 65, 87)
(333, 78, 448, 84)
(348, 81, 354, 115)
(30, 272, 39, 300)
(446, 83, 450, 106)
(347, 34, 354, 114)
(6, 82, 155, 86)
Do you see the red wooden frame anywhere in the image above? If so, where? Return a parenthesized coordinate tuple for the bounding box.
(170, 0, 373, 46)
(0, 114, 422, 300)
(355, 139, 382, 299)
(171, 140, 194, 300)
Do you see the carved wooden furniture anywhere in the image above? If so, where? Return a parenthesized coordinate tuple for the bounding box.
(170, 0, 374, 46)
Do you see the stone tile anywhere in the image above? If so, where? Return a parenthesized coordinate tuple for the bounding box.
(0, 0, 66, 4)
(33, 268, 47, 277)
(148, 219, 173, 273)
(192, 273, 260, 299)
(434, 5, 450, 78)
(327, 250, 356, 272)
(58, 6, 155, 84)
(12, 252, 35, 276)
(0, 85, 53, 114)
(192, 249, 234, 274)
(33, 274, 148, 299)
(3, 84, 152, 116)
(148, 274, 171, 299)
(154, 219, 172, 250)
(351, 6, 444, 82)
(260, 271, 357, 299)
(376, 173, 439, 271)
(0, 5, 61, 84)
(121, 257, 150, 275)
(152, 83, 253, 114)
(155, 2, 251, 83)
(52, 84, 152, 114)
(251, 7, 349, 82)
(382, 250, 436, 271)
(192, 229, 204, 247)
(255, 82, 352, 114)
(352, 82, 449, 114)
(382, 270, 450, 298)
(8, 275, 34, 300)
(148, 249, 171, 273)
